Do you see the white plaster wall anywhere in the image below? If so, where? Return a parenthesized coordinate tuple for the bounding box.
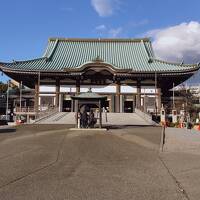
(80, 85, 116, 93)
(121, 85, 136, 93)
(39, 85, 157, 95)
(60, 85, 76, 93)
(40, 86, 55, 92)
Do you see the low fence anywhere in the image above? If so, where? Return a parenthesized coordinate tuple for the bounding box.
(16, 107, 35, 113)
(15, 106, 59, 124)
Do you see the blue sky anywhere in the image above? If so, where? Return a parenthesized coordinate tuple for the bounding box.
(1, 0, 200, 83)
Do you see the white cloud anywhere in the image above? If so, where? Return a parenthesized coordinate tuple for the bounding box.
(108, 27, 122, 37)
(91, 0, 120, 17)
(146, 21, 200, 64)
(95, 24, 107, 31)
(95, 25, 122, 38)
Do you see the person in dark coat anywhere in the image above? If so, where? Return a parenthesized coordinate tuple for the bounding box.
(81, 110, 88, 128)
(89, 109, 95, 128)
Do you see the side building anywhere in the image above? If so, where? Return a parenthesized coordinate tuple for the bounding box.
(0, 38, 199, 117)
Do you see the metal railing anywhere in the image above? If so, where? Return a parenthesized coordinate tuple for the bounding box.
(16, 107, 35, 113)
(34, 107, 59, 123)
(15, 106, 59, 123)
(135, 108, 157, 125)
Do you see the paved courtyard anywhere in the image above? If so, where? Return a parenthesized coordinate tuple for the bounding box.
(0, 125, 199, 200)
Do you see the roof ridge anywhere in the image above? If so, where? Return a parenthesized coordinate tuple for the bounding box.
(46, 39, 59, 60)
(48, 37, 150, 43)
(141, 40, 151, 62)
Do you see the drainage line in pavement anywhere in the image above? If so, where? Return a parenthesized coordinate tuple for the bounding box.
(159, 156, 190, 200)
(160, 126, 165, 152)
(0, 133, 67, 189)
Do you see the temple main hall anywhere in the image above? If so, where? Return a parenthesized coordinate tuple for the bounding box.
(0, 38, 199, 116)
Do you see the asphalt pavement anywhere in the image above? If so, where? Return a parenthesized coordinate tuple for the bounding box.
(0, 125, 196, 200)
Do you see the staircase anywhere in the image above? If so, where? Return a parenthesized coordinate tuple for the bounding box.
(35, 111, 154, 126)
(102, 112, 154, 126)
(35, 112, 75, 124)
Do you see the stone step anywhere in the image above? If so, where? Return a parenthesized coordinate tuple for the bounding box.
(37, 112, 152, 126)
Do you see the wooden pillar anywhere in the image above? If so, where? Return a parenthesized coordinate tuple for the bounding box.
(133, 95, 136, 112)
(55, 79, 60, 108)
(115, 81, 120, 113)
(75, 80, 80, 114)
(120, 95, 124, 113)
(76, 80, 80, 94)
(99, 100, 102, 128)
(59, 93, 63, 112)
(71, 99, 74, 112)
(110, 94, 115, 112)
(143, 95, 147, 113)
(109, 95, 112, 112)
(75, 100, 78, 128)
(34, 81, 39, 115)
(136, 81, 141, 109)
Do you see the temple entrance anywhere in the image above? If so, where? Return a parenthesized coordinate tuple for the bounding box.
(124, 101, 133, 113)
(63, 100, 71, 112)
(79, 103, 98, 112)
(71, 90, 107, 129)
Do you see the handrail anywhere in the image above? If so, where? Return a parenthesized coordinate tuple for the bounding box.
(35, 107, 59, 121)
(135, 108, 157, 125)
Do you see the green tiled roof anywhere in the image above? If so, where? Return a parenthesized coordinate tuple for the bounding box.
(1, 38, 199, 72)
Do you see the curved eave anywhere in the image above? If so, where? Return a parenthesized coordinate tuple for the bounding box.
(0, 56, 199, 76)
(0, 64, 199, 76)
(131, 64, 200, 75)
(0, 61, 68, 74)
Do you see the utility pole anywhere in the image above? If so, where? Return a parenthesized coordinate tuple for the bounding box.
(38, 71, 41, 114)
(20, 81, 22, 112)
(155, 72, 157, 117)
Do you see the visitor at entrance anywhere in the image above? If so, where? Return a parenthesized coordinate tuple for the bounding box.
(81, 110, 88, 128)
(88, 110, 96, 128)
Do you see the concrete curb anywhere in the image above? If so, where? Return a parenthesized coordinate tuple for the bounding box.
(0, 125, 16, 133)
(69, 128, 107, 131)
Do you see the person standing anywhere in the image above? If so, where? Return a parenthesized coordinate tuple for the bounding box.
(89, 109, 95, 128)
(82, 110, 88, 128)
